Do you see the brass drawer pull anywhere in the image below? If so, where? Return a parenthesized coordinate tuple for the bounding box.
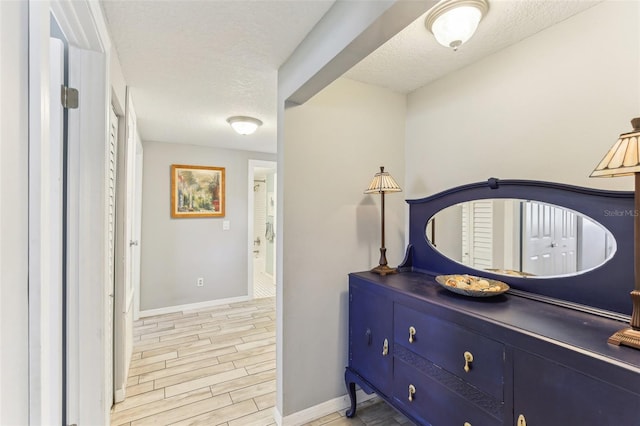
(409, 326, 416, 343)
(464, 423, 472, 426)
(408, 384, 416, 402)
(382, 338, 389, 356)
(517, 414, 526, 426)
(463, 351, 474, 372)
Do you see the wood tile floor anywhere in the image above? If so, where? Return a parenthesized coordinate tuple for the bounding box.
(111, 296, 412, 426)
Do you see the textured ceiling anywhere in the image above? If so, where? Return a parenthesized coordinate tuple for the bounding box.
(101, 0, 600, 154)
(101, 0, 336, 153)
(345, 0, 600, 93)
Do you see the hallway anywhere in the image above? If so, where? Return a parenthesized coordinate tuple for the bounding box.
(111, 297, 410, 425)
(111, 297, 277, 425)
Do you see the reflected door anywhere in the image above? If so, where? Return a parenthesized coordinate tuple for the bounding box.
(461, 200, 493, 270)
(522, 201, 577, 276)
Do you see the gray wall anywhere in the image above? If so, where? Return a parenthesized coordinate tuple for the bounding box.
(281, 77, 406, 415)
(406, 1, 640, 197)
(140, 141, 275, 310)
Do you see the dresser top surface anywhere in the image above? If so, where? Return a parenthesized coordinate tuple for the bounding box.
(350, 271, 640, 373)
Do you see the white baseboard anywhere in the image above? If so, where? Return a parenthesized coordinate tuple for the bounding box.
(114, 387, 125, 403)
(273, 390, 376, 426)
(138, 295, 250, 318)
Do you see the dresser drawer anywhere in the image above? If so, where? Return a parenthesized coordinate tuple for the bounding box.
(393, 357, 502, 426)
(394, 304, 504, 400)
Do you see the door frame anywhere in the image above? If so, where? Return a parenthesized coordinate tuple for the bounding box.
(247, 160, 277, 298)
(29, 1, 113, 424)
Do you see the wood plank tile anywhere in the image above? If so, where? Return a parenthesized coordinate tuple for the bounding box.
(217, 344, 274, 364)
(209, 370, 274, 398)
(135, 335, 200, 354)
(110, 388, 213, 425)
(128, 360, 166, 377)
(132, 322, 163, 334)
(253, 392, 276, 411)
(164, 367, 248, 398)
(234, 336, 276, 352)
(142, 337, 210, 359)
(150, 361, 237, 389)
(140, 324, 202, 341)
(229, 379, 276, 403)
(227, 407, 275, 426)
(177, 338, 241, 358)
(112, 388, 165, 413)
(165, 346, 235, 369)
(168, 399, 257, 426)
(241, 330, 275, 343)
(245, 361, 275, 376)
(142, 311, 198, 324)
(131, 393, 233, 426)
(122, 380, 155, 398)
(156, 314, 221, 329)
(126, 375, 140, 387)
(129, 351, 177, 368)
(231, 351, 276, 369)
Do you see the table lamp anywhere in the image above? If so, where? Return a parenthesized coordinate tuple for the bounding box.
(590, 117, 640, 349)
(365, 166, 402, 275)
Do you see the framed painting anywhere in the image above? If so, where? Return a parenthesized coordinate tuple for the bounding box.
(171, 164, 225, 218)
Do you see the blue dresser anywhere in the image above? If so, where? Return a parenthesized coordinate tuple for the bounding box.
(345, 180, 640, 426)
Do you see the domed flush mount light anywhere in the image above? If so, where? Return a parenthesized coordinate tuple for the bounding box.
(425, 0, 489, 51)
(227, 116, 263, 135)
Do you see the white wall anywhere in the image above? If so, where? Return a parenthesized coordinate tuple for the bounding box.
(140, 141, 275, 310)
(281, 77, 406, 415)
(0, 1, 30, 424)
(406, 1, 640, 198)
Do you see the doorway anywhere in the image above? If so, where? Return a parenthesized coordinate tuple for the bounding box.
(248, 160, 277, 299)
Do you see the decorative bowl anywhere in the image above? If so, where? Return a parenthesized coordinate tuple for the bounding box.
(435, 274, 509, 297)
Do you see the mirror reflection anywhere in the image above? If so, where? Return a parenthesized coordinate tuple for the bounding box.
(426, 199, 616, 278)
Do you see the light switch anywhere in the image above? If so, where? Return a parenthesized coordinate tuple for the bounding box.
(223, 220, 230, 231)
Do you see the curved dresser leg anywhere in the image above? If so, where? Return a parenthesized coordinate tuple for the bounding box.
(345, 370, 357, 418)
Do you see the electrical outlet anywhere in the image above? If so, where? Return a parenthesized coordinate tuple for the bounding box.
(197, 277, 204, 287)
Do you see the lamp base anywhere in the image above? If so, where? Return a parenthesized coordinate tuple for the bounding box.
(370, 264, 398, 276)
(608, 327, 640, 350)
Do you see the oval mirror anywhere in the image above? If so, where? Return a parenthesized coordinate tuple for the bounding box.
(425, 199, 616, 278)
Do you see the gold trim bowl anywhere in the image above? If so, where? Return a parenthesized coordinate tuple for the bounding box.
(435, 274, 509, 297)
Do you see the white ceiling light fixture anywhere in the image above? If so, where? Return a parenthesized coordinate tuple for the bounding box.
(425, 0, 489, 51)
(227, 116, 263, 135)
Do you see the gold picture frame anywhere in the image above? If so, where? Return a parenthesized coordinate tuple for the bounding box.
(171, 164, 225, 218)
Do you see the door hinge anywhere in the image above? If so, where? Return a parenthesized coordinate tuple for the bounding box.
(61, 85, 79, 109)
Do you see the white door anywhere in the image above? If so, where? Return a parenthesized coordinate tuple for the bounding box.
(461, 200, 493, 270)
(132, 135, 143, 320)
(66, 43, 111, 425)
(107, 106, 118, 406)
(28, 31, 66, 426)
(552, 204, 578, 274)
(522, 201, 577, 276)
(114, 90, 139, 401)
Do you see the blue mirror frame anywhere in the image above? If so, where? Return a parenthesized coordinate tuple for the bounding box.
(400, 178, 634, 318)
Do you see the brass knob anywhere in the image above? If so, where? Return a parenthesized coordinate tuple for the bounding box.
(382, 338, 389, 356)
(464, 423, 472, 426)
(409, 326, 416, 343)
(408, 384, 416, 402)
(517, 414, 526, 426)
(463, 351, 474, 372)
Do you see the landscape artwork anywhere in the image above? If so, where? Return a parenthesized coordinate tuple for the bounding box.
(171, 164, 225, 218)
